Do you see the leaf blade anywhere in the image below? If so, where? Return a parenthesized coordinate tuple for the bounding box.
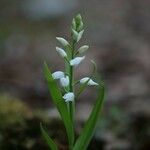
(73, 84, 105, 150)
(40, 124, 58, 150)
(43, 62, 74, 147)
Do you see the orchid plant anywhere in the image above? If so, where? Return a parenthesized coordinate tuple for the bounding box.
(41, 14, 105, 150)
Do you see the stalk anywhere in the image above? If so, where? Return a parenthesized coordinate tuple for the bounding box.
(70, 41, 75, 123)
(68, 41, 75, 149)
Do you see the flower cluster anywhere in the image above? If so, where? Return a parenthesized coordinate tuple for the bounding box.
(51, 14, 98, 102)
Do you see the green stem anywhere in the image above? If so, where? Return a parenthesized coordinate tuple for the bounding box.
(64, 46, 74, 149)
(68, 41, 76, 149)
(70, 41, 75, 122)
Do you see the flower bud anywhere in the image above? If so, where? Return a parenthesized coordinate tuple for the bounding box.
(77, 30, 84, 42)
(60, 76, 69, 87)
(56, 37, 69, 47)
(75, 14, 83, 32)
(70, 56, 85, 67)
(75, 14, 82, 24)
(78, 21, 84, 31)
(72, 29, 84, 42)
(72, 29, 79, 42)
(80, 77, 99, 86)
(56, 47, 67, 58)
(52, 71, 64, 79)
(78, 45, 89, 54)
(71, 18, 76, 30)
(63, 92, 74, 102)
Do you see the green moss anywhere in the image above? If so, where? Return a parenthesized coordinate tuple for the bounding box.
(0, 94, 32, 128)
(0, 94, 68, 150)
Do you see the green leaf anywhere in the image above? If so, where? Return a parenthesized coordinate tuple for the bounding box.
(73, 84, 105, 150)
(44, 62, 74, 147)
(40, 124, 58, 150)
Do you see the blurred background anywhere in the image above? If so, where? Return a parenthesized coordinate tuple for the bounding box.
(0, 0, 150, 149)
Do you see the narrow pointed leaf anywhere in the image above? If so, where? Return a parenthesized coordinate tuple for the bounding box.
(44, 62, 74, 146)
(73, 84, 105, 150)
(40, 124, 58, 150)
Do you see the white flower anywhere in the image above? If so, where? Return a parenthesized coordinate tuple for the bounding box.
(56, 37, 69, 47)
(60, 76, 69, 87)
(63, 92, 74, 102)
(78, 45, 89, 54)
(56, 47, 67, 58)
(70, 56, 85, 67)
(80, 77, 99, 86)
(52, 71, 64, 79)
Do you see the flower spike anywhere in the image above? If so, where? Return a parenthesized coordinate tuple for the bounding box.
(43, 14, 104, 150)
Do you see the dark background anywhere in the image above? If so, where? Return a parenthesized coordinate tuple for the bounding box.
(0, 0, 150, 149)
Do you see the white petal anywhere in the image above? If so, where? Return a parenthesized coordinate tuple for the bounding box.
(78, 45, 89, 54)
(60, 76, 69, 87)
(80, 77, 98, 86)
(63, 92, 74, 102)
(56, 37, 69, 47)
(56, 47, 67, 58)
(88, 79, 99, 86)
(80, 77, 90, 83)
(52, 71, 64, 79)
(70, 56, 85, 67)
